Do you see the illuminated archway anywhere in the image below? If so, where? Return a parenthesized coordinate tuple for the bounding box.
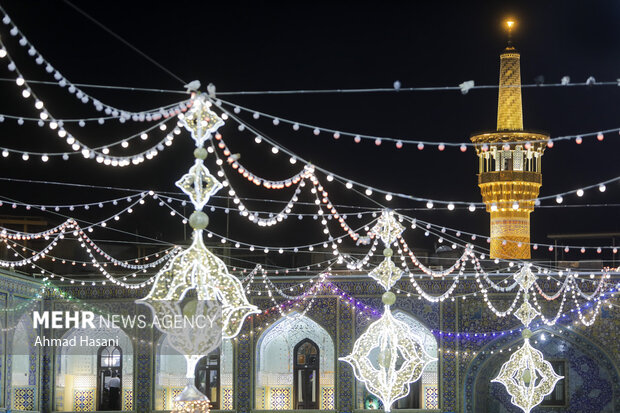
(255, 313, 335, 410)
(53, 317, 134, 412)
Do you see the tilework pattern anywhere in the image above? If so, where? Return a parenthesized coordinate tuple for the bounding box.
(171, 386, 183, 400)
(269, 386, 292, 410)
(161, 387, 167, 410)
(13, 386, 35, 410)
(222, 386, 234, 410)
(236, 320, 252, 413)
(338, 298, 354, 412)
(122, 388, 133, 411)
(423, 385, 439, 409)
(320, 386, 335, 410)
(441, 299, 458, 412)
(73, 389, 95, 412)
(0, 276, 615, 413)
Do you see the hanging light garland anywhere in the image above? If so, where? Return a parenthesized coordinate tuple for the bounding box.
(209, 103, 620, 210)
(0, 5, 190, 120)
(214, 96, 620, 149)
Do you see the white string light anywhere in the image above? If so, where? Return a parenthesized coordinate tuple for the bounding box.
(0, 5, 191, 120)
(216, 97, 620, 148)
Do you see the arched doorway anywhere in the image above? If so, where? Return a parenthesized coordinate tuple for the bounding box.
(293, 339, 320, 409)
(463, 328, 620, 413)
(195, 348, 221, 409)
(255, 313, 335, 410)
(97, 346, 123, 410)
(155, 336, 234, 410)
(54, 320, 134, 412)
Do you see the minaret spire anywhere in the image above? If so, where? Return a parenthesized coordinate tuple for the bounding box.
(497, 19, 523, 131)
(470, 19, 549, 260)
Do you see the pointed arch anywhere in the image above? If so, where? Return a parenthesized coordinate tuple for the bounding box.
(53, 315, 134, 412)
(462, 327, 620, 413)
(255, 313, 335, 410)
(154, 333, 234, 410)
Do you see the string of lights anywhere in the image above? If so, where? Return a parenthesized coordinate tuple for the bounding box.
(216, 97, 620, 148)
(0, 5, 191, 119)
(211, 103, 620, 208)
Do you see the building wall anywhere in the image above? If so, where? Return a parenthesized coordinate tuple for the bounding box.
(0, 272, 617, 412)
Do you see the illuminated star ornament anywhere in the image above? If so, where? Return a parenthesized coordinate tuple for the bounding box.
(178, 93, 225, 147)
(514, 264, 537, 291)
(369, 258, 402, 292)
(340, 292, 436, 412)
(367, 210, 405, 290)
(492, 330, 563, 413)
(370, 210, 405, 245)
(176, 161, 222, 211)
(513, 300, 540, 327)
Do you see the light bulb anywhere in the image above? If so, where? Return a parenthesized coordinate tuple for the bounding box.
(556, 196, 563, 204)
(41, 155, 48, 162)
(512, 201, 519, 210)
(426, 201, 433, 209)
(490, 203, 498, 211)
(35, 100, 43, 109)
(140, 133, 148, 140)
(365, 188, 373, 196)
(21, 89, 31, 98)
(576, 189, 584, 197)
(22, 153, 29, 161)
(447, 203, 455, 210)
(599, 184, 606, 192)
(468, 204, 476, 212)
(385, 193, 392, 201)
(16, 76, 25, 86)
(254, 136, 262, 143)
(345, 182, 353, 189)
(121, 141, 129, 148)
(271, 147, 279, 154)
(0, 48, 6, 58)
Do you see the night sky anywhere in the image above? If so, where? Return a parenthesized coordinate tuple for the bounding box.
(0, 1, 619, 271)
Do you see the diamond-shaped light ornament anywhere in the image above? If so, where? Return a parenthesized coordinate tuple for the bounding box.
(140, 229, 260, 338)
(514, 301, 540, 327)
(340, 300, 436, 412)
(514, 264, 537, 291)
(176, 160, 223, 211)
(492, 336, 563, 413)
(371, 210, 405, 246)
(180, 94, 224, 147)
(369, 258, 403, 291)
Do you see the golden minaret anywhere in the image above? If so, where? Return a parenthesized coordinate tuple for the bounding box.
(470, 20, 549, 259)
